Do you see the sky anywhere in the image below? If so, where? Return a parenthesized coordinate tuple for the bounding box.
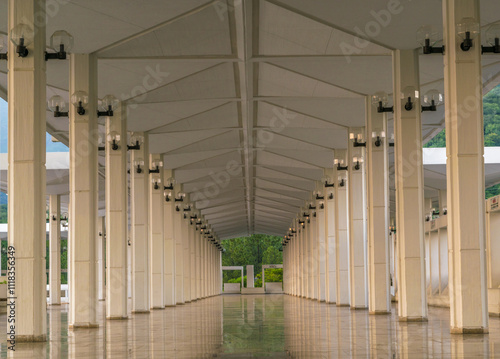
(0, 97, 69, 153)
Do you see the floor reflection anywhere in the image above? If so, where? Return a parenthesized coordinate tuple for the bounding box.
(0, 295, 499, 358)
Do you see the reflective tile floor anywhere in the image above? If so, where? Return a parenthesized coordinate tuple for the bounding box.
(0, 295, 499, 358)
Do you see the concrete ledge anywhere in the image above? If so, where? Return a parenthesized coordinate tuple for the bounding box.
(69, 323, 99, 329)
(13, 334, 47, 342)
(49, 303, 61, 306)
(398, 316, 428, 322)
(369, 311, 391, 315)
(107, 316, 128, 320)
(451, 327, 489, 334)
(242, 287, 265, 295)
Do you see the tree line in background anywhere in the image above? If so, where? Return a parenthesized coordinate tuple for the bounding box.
(222, 234, 283, 285)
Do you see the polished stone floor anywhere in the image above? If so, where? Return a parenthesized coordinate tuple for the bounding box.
(0, 295, 499, 358)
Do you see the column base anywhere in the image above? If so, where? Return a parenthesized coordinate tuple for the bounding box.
(107, 316, 128, 320)
(350, 306, 368, 310)
(49, 303, 61, 306)
(13, 334, 47, 342)
(150, 307, 165, 310)
(337, 304, 350, 307)
(132, 310, 150, 314)
(450, 327, 489, 334)
(69, 323, 99, 329)
(369, 310, 391, 315)
(398, 316, 428, 322)
(326, 301, 336, 305)
(165, 305, 176, 308)
(98, 299, 105, 301)
(176, 302, 185, 305)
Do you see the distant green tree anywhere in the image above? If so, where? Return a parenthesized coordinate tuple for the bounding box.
(262, 246, 282, 265)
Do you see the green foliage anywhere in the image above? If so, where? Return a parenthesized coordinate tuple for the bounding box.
(263, 268, 283, 283)
(0, 204, 6, 223)
(222, 234, 282, 285)
(424, 85, 500, 198)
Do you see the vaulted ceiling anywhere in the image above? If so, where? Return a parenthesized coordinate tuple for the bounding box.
(0, 0, 500, 239)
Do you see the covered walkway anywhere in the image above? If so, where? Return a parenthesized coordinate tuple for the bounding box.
(1, 0, 500, 356)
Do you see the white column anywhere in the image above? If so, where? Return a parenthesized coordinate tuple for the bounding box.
(366, 99, 391, 314)
(149, 154, 164, 309)
(189, 219, 195, 301)
(310, 198, 319, 300)
(303, 212, 310, 298)
(97, 217, 105, 301)
(131, 133, 149, 312)
(69, 53, 98, 329)
(203, 233, 208, 297)
(318, 180, 329, 302)
(7, 0, 47, 340)
(105, 104, 128, 320)
(194, 225, 205, 299)
(325, 168, 336, 304)
(335, 150, 350, 306)
(163, 169, 175, 307)
(443, 0, 488, 333)
(183, 205, 192, 302)
(299, 220, 304, 297)
(393, 49, 427, 321)
(347, 129, 368, 309)
(49, 195, 61, 305)
(173, 184, 184, 304)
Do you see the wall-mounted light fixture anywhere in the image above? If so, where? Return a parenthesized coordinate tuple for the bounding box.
(0, 37, 7, 60)
(10, 23, 33, 58)
(151, 176, 161, 190)
(71, 91, 89, 116)
(61, 212, 69, 227)
(183, 202, 192, 212)
(416, 25, 444, 54)
(334, 158, 348, 171)
(175, 192, 186, 202)
(318, 201, 324, 209)
(352, 156, 363, 171)
(127, 134, 143, 150)
(402, 86, 419, 111)
(442, 207, 447, 215)
(97, 95, 119, 117)
(107, 131, 120, 151)
(482, 24, 500, 54)
(45, 30, 73, 61)
(421, 89, 443, 112)
(164, 190, 172, 202)
(457, 17, 479, 52)
(328, 193, 334, 200)
(133, 158, 144, 173)
(389, 225, 396, 234)
(48, 95, 69, 118)
(372, 92, 393, 113)
(349, 132, 366, 147)
(164, 177, 175, 190)
(338, 174, 347, 187)
(388, 133, 395, 147)
(372, 130, 385, 147)
(313, 190, 324, 200)
(149, 160, 163, 174)
(322, 175, 334, 188)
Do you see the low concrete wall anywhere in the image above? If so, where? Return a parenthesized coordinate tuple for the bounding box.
(265, 282, 283, 293)
(224, 283, 241, 294)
